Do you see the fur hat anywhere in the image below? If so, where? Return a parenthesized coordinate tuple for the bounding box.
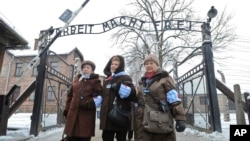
(144, 54, 159, 66)
(81, 60, 96, 71)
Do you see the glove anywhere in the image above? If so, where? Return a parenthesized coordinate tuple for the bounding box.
(175, 120, 186, 132)
(118, 83, 131, 99)
(80, 98, 96, 109)
(93, 95, 102, 108)
(63, 110, 68, 118)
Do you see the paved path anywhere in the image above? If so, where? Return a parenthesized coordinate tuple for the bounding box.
(25, 119, 223, 141)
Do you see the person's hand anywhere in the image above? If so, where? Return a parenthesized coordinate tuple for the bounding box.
(93, 95, 102, 108)
(175, 120, 186, 132)
(80, 98, 96, 109)
(63, 110, 68, 118)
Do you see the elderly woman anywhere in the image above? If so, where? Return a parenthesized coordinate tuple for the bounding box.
(134, 54, 186, 141)
(63, 60, 103, 141)
(100, 55, 137, 141)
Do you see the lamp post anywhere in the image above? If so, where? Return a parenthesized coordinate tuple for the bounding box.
(201, 6, 222, 132)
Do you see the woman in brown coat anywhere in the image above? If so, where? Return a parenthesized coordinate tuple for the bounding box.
(63, 60, 103, 141)
(100, 55, 137, 141)
(134, 54, 186, 141)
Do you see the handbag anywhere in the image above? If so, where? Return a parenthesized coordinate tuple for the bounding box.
(108, 99, 131, 127)
(142, 104, 173, 133)
(141, 76, 174, 133)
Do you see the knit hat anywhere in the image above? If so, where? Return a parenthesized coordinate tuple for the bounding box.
(81, 60, 96, 71)
(144, 54, 159, 66)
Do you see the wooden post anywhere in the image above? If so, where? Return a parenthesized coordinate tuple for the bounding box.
(217, 70, 230, 121)
(233, 84, 246, 124)
(243, 92, 250, 124)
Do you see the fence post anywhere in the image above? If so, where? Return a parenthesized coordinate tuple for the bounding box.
(0, 95, 8, 135)
(217, 70, 230, 121)
(243, 92, 250, 124)
(233, 84, 246, 124)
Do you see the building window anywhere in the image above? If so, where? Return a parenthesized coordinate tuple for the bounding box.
(50, 62, 58, 74)
(47, 86, 55, 100)
(15, 63, 23, 76)
(199, 95, 207, 105)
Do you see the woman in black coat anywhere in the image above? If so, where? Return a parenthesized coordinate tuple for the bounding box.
(99, 55, 137, 141)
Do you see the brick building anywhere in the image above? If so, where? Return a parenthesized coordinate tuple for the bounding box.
(0, 44, 85, 113)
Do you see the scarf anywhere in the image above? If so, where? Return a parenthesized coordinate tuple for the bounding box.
(106, 71, 127, 81)
(146, 72, 155, 79)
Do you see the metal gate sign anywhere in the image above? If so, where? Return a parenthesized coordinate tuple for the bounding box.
(52, 16, 203, 37)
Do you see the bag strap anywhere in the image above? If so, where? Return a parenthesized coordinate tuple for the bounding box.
(142, 72, 170, 107)
(142, 73, 168, 105)
(147, 91, 159, 104)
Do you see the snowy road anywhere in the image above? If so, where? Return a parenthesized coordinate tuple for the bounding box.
(26, 120, 225, 141)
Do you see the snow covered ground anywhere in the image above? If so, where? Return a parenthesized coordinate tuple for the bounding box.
(0, 112, 249, 141)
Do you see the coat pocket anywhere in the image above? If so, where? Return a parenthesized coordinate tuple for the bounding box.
(142, 105, 173, 133)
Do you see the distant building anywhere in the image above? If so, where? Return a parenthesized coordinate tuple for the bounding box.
(0, 16, 28, 73)
(0, 41, 85, 113)
(179, 76, 235, 114)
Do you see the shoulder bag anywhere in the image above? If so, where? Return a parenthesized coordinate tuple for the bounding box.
(108, 99, 131, 127)
(142, 88, 174, 133)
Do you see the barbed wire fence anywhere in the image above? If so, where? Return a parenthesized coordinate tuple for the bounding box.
(215, 35, 250, 93)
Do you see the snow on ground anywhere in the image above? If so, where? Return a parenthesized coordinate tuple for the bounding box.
(0, 112, 249, 141)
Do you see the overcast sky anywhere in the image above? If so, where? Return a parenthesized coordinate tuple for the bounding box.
(0, 0, 249, 75)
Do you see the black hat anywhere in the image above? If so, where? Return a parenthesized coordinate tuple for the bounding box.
(81, 60, 96, 71)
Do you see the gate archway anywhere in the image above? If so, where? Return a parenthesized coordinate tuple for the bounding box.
(0, 1, 224, 136)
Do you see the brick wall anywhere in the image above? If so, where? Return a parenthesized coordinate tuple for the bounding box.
(0, 49, 84, 113)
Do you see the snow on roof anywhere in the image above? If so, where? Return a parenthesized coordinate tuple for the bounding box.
(7, 47, 77, 57)
(8, 49, 38, 57)
(0, 16, 28, 45)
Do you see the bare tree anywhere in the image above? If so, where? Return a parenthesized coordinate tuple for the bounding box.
(111, 0, 236, 74)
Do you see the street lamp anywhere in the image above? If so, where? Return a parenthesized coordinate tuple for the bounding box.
(207, 6, 218, 23)
(201, 6, 222, 133)
(201, 6, 217, 42)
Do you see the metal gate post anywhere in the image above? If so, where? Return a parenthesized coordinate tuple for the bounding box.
(201, 25, 222, 132)
(201, 6, 222, 132)
(30, 31, 49, 136)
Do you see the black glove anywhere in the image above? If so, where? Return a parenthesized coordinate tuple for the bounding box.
(175, 120, 186, 132)
(63, 110, 68, 118)
(79, 98, 96, 109)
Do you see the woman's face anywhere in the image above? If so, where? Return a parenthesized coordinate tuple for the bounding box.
(82, 64, 93, 75)
(144, 60, 158, 73)
(110, 60, 120, 73)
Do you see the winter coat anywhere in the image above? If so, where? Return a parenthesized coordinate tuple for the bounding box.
(64, 73, 103, 138)
(100, 55, 137, 131)
(134, 68, 186, 141)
